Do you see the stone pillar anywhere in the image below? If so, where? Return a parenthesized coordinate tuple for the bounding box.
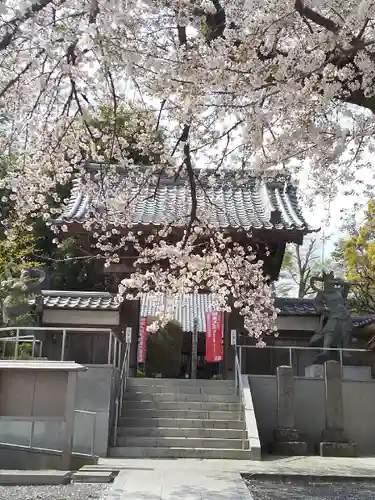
(61, 371, 77, 470)
(271, 365, 308, 455)
(324, 360, 343, 435)
(277, 366, 295, 429)
(320, 361, 357, 457)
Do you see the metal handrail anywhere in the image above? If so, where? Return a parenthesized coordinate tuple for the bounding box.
(236, 344, 370, 352)
(112, 341, 130, 447)
(234, 347, 247, 451)
(0, 327, 115, 332)
(235, 344, 371, 375)
(0, 327, 123, 366)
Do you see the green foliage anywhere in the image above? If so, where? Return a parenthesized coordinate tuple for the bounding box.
(145, 319, 184, 378)
(332, 200, 375, 314)
(38, 234, 105, 291)
(85, 105, 165, 165)
(0, 339, 33, 360)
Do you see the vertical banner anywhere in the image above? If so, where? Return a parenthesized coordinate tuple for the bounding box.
(137, 317, 148, 364)
(191, 317, 198, 379)
(205, 311, 224, 363)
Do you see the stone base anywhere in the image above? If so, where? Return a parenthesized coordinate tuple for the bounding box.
(305, 364, 372, 381)
(321, 428, 346, 443)
(273, 428, 303, 442)
(273, 440, 309, 456)
(271, 428, 309, 456)
(320, 441, 358, 457)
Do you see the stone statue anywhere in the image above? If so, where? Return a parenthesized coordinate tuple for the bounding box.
(2, 267, 47, 325)
(309, 271, 357, 363)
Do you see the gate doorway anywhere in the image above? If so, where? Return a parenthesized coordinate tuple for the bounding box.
(180, 331, 221, 379)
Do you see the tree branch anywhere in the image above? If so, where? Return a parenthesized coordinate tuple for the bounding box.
(89, 0, 100, 24)
(0, 0, 66, 51)
(294, 0, 340, 34)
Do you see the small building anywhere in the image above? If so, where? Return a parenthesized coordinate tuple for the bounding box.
(49, 164, 318, 375)
(34, 291, 375, 378)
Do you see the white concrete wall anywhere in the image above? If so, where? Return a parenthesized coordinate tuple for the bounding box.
(0, 365, 118, 458)
(42, 309, 120, 326)
(276, 316, 319, 331)
(74, 365, 119, 457)
(249, 374, 375, 455)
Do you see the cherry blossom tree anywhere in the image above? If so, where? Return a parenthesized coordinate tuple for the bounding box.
(1, 0, 374, 341)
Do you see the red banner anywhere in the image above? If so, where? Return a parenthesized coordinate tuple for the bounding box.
(137, 317, 148, 364)
(205, 311, 224, 363)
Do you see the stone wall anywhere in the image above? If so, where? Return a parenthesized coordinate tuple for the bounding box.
(249, 374, 375, 455)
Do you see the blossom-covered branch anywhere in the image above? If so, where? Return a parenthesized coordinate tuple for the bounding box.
(0, 0, 373, 338)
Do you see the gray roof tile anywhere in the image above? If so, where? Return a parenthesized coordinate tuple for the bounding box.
(140, 293, 216, 333)
(55, 164, 313, 233)
(41, 291, 120, 310)
(38, 291, 375, 329)
(275, 297, 375, 328)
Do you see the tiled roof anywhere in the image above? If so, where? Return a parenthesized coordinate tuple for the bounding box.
(275, 297, 318, 316)
(55, 164, 313, 233)
(140, 293, 216, 332)
(41, 291, 120, 310)
(275, 297, 375, 328)
(352, 316, 375, 328)
(37, 291, 375, 329)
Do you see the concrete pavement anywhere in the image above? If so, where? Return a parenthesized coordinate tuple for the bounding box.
(99, 456, 375, 499)
(105, 469, 251, 500)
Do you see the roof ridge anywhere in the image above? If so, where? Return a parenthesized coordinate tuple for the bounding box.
(41, 290, 116, 297)
(83, 162, 294, 186)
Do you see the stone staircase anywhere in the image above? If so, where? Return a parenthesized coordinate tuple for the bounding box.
(108, 378, 251, 459)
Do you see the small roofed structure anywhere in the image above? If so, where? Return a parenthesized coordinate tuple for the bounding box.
(34, 291, 375, 378)
(48, 164, 318, 377)
(53, 164, 315, 281)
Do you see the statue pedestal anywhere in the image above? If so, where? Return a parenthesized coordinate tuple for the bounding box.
(305, 364, 372, 381)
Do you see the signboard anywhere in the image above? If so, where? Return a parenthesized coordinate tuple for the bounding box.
(137, 317, 148, 364)
(205, 311, 224, 363)
(125, 327, 132, 344)
(230, 329, 237, 346)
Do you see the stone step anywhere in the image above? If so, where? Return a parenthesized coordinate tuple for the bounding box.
(119, 417, 244, 429)
(0, 470, 70, 485)
(116, 435, 249, 449)
(125, 384, 235, 395)
(123, 400, 241, 411)
(117, 426, 245, 439)
(108, 446, 251, 459)
(121, 408, 243, 420)
(128, 378, 234, 387)
(124, 391, 240, 403)
(71, 470, 116, 483)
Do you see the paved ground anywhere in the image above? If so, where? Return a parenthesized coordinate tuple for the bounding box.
(0, 484, 108, 500)
(98, 456, 375, 499)
(246, 479, 375, 499)
(105, 469, 251, 499)
(98, 456, 375, 478)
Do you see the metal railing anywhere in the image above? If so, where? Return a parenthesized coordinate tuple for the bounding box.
(234, 348, 247, 451)
(0, 327, 123, 366)
(0, 409, 97, 457)
(235, 344, 372, 377)
(112, 340, 131, 447)
(73, 409, 97, 457)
